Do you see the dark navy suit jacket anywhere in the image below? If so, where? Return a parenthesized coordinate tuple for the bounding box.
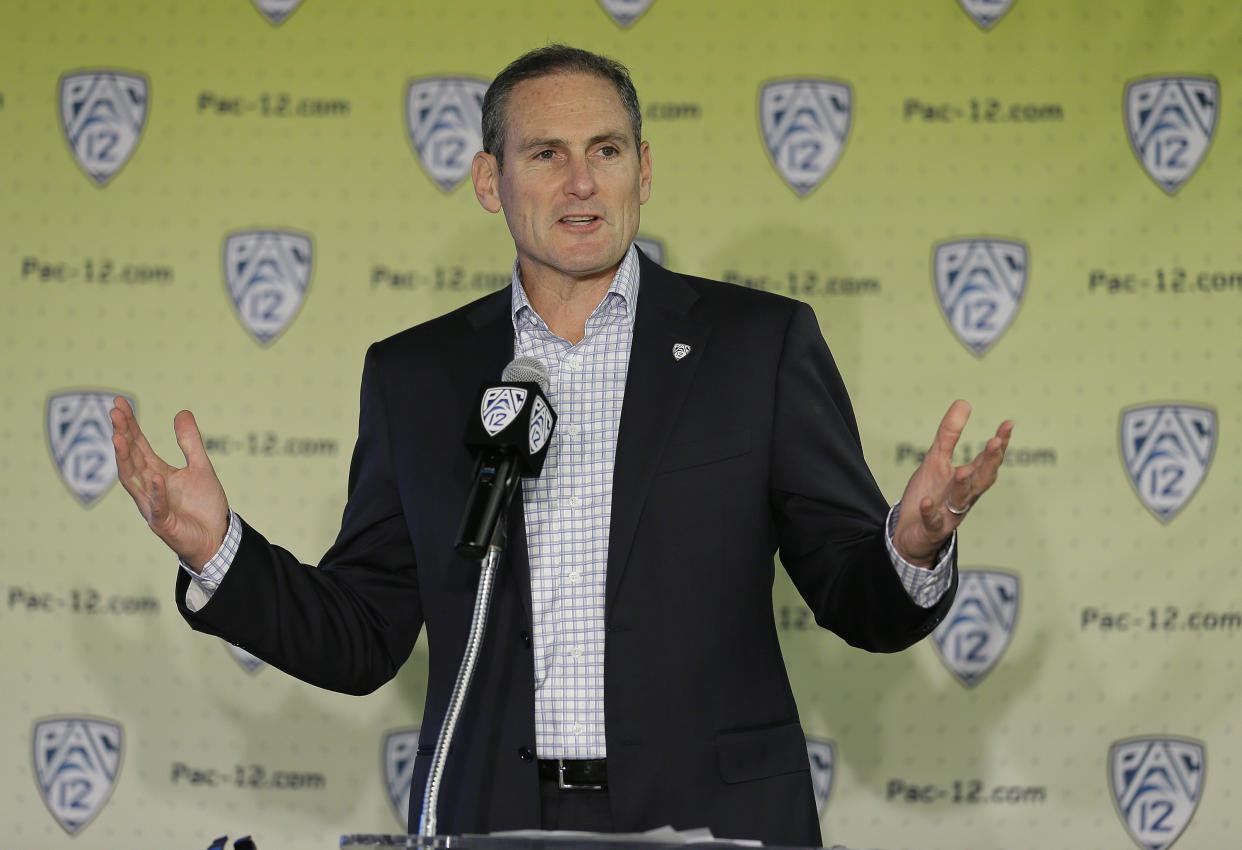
(177, 250, 957, 846)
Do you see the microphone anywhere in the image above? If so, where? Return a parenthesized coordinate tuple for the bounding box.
(425, 358, 557, 837)
(454, 357, 557, 557)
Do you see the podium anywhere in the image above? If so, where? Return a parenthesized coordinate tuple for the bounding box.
(340, 835, 848, 850)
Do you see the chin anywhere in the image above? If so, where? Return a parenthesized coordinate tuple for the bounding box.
(561, 246, 627, 273)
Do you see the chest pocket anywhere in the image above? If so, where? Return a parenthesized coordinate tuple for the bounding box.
(656, 427, 751, 474)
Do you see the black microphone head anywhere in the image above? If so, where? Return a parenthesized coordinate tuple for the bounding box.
(502, 357, 550, 396)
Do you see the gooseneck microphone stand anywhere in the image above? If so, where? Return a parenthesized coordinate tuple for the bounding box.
(418, 488, 515, 840)
(418, 357, 554, 841)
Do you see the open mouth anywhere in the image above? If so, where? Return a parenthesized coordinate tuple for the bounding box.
(559, 215, 600, 226)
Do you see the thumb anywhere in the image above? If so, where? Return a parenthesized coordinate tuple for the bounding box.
(173, 410, 213, 469)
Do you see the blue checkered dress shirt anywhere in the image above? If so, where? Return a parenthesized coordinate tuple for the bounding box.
(183, 243, 953, 760)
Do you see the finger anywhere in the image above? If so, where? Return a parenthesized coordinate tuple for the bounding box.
(111, 429, 147, 503)
(116, 438, 160, 522)
(918, 495, 947, 535)
(112, 394, 135, 421)
(965, 424, 1015, 495)
(109, 398, 139, 451)
(173, 410, 213, 470)
(110, 410, 157, 500)
(945, 464, 975, 510)
(111, 413, 145, 480)
(111, 396, 165, 475)
(928, 399, 972, 462)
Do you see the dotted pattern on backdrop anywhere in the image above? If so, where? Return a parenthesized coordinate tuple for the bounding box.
(2, 1, 1240, 848)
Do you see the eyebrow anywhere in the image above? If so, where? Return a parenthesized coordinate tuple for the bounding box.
(517, 132, 631, 152)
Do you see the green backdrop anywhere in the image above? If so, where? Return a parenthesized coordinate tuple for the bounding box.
(3, 1, 1238, 848)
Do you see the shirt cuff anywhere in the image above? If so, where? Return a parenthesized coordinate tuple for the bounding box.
(884, 502, 954, 608)
(178, 509, 240, 612)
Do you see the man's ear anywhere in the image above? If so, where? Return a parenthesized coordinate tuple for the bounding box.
(638, 140, 652, 205)
(472, 151, 503, 213)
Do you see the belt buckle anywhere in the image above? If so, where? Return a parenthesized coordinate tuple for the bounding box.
(557, 760, 605, 791)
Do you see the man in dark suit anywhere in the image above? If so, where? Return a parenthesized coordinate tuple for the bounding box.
(111, 45, 1011, 846)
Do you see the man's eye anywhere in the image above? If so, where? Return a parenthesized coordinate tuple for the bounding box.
(599, 146, 618, 157)
(536, 150, 555, 160)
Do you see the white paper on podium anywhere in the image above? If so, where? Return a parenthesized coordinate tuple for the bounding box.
(484, 826, 762, 846)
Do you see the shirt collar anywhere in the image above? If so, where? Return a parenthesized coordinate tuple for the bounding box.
(510, 243, 641, 332)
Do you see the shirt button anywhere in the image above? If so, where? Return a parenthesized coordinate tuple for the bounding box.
(517, 746, 534, 761)
(564, 424, 581, 438)
(569, 646, 583, 659)
(567, 571, 582, 584)
(565, 354, 582, 370)
(567, 495, 581, 508)
(571, 723, 584, 736)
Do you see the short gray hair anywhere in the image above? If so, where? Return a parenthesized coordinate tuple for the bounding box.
(482, 44, 642, 170)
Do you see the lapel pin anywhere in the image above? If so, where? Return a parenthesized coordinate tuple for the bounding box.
(672, 343, 691, 361)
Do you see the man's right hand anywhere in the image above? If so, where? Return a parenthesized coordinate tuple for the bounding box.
(110, 396, 230, 573)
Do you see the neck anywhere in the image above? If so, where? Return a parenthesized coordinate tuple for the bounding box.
(519, 262, 619, 345)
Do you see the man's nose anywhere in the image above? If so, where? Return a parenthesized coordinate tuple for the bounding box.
(565, 155, 597, 197)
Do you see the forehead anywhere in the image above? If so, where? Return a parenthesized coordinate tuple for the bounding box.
(503, 72, 630, 146)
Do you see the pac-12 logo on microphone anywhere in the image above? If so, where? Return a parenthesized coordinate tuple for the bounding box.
(223, 229, 313, 345)
(933, 238, 1027, 356)
(47, 390, 132, 507)
(958, 0, 1019, 29)
(406, 77, 487, 192)
(598, 0, 655, 27)
(33, 716, 123, 835)
(759, 79, 852, 197)
(481, 387, 528, 437)
(529, 396, 553, 454)
(1125, 76, 1218, 194)
(1109, 736, 1204, 850)
(59, 71, 148, 186)
(805, 738, 835, 817)
(251, 0, 304, 24)
(1120, 404, 1216, 523)
(932, 569, 1019, 688)
(382, 727, 420, 830)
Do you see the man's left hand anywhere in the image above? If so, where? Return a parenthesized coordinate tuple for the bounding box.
(893, 399, 1014, 567)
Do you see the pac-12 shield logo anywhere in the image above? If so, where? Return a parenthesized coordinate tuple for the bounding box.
(223, 229, 313, 345)
(932, 569, 1019, 688)
(1120, 404, 1216, 523)
(33, 717, 124, 835)
(251, 0, 304, 24)
(760, 79, 852, 197)
(47, 391, 132, 507)
(1109, 736, 1205, 850)
(958, 0, 1019, 29)
(383, 727, 420, 830)
(59, 71, 149, 186)
(223, 641, 265, 674)
(805, 738, 835, 817)
(933, 238, 1027, 356)
(1125, 76, 1218, 194)
(481, 387, 528, 437)
(406, 77, 487, 192)
(598, 0, 655, 27)
(529, 396, 553, 454)
(633, 236, 665, 266)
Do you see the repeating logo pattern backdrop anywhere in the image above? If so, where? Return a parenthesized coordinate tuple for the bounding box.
(2, 2, 1238, 848)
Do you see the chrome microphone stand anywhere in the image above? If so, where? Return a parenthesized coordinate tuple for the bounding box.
(417, 516, 507, 840)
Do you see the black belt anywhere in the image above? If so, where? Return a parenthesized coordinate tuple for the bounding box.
(537, 758, 608, 790)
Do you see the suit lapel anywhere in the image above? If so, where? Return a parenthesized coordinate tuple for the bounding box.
(464, 291, 534, 625)
(606, 255, 710, 615)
